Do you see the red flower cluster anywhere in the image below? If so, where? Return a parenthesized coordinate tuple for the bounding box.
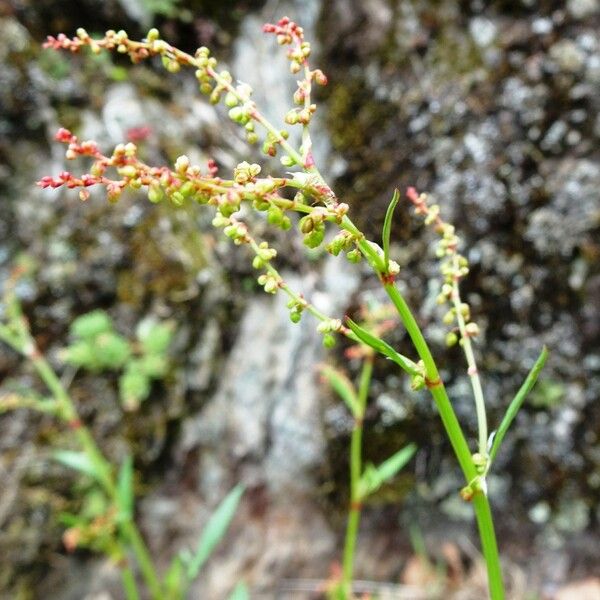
(43, 33, 86, 52)
(262, 16, 304, 45)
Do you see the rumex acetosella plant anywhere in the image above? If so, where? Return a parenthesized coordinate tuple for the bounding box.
(22, 15, 550, 599)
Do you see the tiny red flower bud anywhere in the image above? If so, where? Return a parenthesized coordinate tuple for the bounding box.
(55, 127, 74, 143)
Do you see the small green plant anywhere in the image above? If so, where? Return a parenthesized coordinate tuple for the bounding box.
(28, 16, 551, 599)
(320, 306, 416, 598)
(0, 266, 245, 599)
(63, 309, 173, 410)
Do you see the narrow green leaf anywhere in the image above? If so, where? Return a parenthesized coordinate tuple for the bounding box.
(228, 582, 249, 600)
(319, 365, 360, 416)
(186, 484, 245, 581)
(360, 443, 416, 497)
(489, 346, 549, 464)
(117, 455, 134, 522)
(382, 188, 400, 271)
(374, 443, 416, 484)
(53, 450, 102, 481)
(164, 556, 185, 599)
(346, 318, 418, 377)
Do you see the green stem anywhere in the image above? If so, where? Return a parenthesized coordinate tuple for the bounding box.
(121, 565, 141, 600)
(451, 256, 487, 456)
(341, 355, 373, 598)
(119, 520, 163, 599)
(472, 493, 505, 599)
(381, 282, 476, 481)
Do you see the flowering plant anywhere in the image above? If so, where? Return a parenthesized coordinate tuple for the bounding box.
(2, 15, 551, 599)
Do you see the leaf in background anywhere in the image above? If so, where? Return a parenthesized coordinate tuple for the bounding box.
(138, 354, 169, 379)
(71, 310, 113, 340)
(53, 450, 103, 482)
(346, 318, 417, 377)
(488, 346, 548, 464)
(117, 455, 134, 522)
(359, 443, 416, 497)
(382, 188, 400, 271)
(96, 332, 131, 369)
(319, 364, 360, 416)
(228, 582, 249, 600)
(119, 368, 151, 412)
(136, 318, 174, 356)
(62, 340, 101, 371)
(186, 484, 245, 581)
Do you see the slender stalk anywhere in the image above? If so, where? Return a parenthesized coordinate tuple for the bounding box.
(341, 355, 373, 597)
(451, 256, 487, 456)
(472, 493, 505, 599)
(119, 520, 163, 598)
(381, 282, 476, 480)
(121, 564, 141, 600)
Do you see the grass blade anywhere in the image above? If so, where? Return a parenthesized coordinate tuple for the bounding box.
(117, 454, 134, 522)
(359, 443, 416, 497)
(319, 364, 360, 416)
(346, 318, 418, 376)
(53, 450, 102, 481)
(489, 346, 548, 464)
(382, 188, 400, 271)
(186, 484, 245, 581)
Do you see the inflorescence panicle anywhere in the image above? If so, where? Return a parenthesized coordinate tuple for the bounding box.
(37, 126, 360, 348)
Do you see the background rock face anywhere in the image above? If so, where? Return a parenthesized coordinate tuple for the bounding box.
(0, 0, 599, 597)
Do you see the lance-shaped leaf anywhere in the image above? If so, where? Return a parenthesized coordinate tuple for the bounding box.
(53, 450, 103, 482)
(346, 318, 418, 377)
(186, 484, 245, 581)
(382, 188, 400, 271)
(488, 346, 548, 464)
(164, 555, 185, 599)
(359, 443, 416, 497)
(117, 455, 134, 522)
(319, 364, 360, 416)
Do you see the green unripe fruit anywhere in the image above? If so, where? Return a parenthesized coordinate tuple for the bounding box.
(303, 228, 325, 249)
(322, 334, 336, 349)
(224, 92, 239, 107)
(346, 249, 362, 263)
(147, 28, 160, 42)
(280, 155, 295, 167)
(267, 206, 284, 226)
(299, 216, 314, 233)
(148, 185, 164, 204)
(170, 191, 185, 206)
(179, 181, 195, 197)
(446, 331, 458, 347)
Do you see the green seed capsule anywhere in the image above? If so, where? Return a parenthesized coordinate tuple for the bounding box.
(322, 333, 336, 348)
